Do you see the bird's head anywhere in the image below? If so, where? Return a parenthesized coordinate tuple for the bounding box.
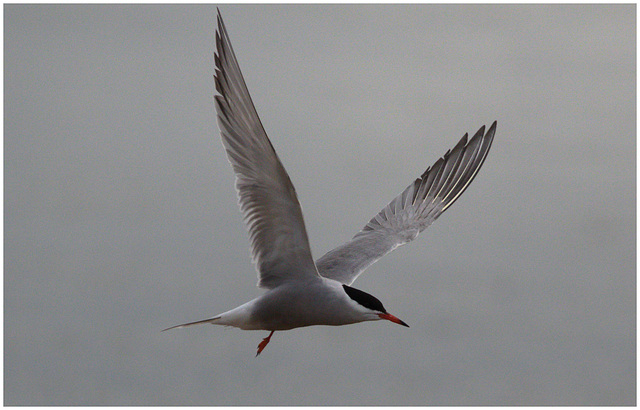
(342, 284, 409, 327)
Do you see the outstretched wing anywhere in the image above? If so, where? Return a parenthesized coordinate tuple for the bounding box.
(214, 12, 319, 289)
(316, 121, 496, 285)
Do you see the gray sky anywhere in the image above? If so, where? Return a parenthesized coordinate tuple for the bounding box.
(5, 4, 635, 405)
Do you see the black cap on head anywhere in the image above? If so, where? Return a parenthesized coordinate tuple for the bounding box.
(342, 284, 386, 313)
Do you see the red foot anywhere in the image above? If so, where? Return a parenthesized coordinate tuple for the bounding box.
(256, 331, 275, 356)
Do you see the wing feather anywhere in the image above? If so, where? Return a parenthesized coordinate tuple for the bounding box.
(214, 12, 318, 289)
(316, 122, 496, 285)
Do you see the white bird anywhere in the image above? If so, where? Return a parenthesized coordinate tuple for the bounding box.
(164, 11, 496, 356)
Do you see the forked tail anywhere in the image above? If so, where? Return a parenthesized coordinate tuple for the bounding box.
(162, 316, 222, 331)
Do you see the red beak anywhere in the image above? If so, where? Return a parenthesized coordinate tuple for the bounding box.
(378, 313, 410, 327)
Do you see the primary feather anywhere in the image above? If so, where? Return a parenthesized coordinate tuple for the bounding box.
(214, 13, 320, 289)
(316, 122, 495, 285)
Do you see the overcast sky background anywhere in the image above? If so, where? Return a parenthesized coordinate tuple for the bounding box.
(5, 4, 635, 405)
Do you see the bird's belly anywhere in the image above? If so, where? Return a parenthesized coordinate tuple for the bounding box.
(251, 284, 359, 331)
(255, 310, 360, 331)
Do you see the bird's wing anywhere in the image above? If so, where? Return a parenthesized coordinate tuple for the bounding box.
(316, 122, 496, 285)
(214, 12, 319, 289)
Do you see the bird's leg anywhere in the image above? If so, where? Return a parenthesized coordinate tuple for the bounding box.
(256, 330, 275, 356)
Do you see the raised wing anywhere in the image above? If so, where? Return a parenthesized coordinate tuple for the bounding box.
(214, 12, 319, 289)
(316, 122, 496, 285)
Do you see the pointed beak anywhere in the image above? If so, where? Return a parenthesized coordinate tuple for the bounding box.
(378, 313, 410, 327)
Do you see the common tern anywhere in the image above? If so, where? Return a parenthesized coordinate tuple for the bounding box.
(165, 11, 496, 356)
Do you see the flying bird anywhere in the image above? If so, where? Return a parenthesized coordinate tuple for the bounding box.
(164, 11, 496, 356)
